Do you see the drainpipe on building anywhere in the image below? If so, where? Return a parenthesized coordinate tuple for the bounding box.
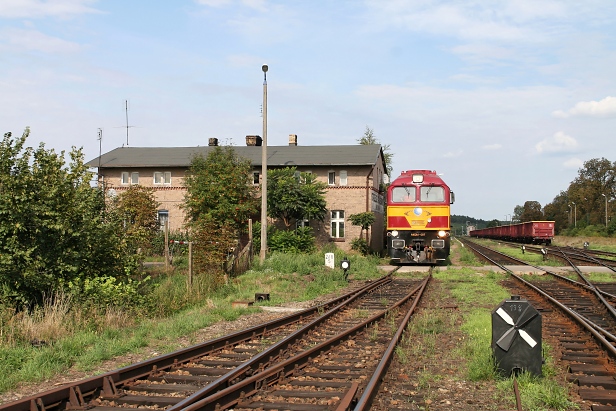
(365, 166, 374, 212)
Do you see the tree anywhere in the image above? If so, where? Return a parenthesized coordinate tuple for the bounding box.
(512, 205, 524, 223)
(267, 167, 327, 229)
(358, 126, 393, 176)
(183, 146, 258, 231)
(348, 212, 376, 241)
(0, 128, 126, 306)
(486, 219, 500, 228)
(519, 201, 543, 222)
(115, 185, 160, 254)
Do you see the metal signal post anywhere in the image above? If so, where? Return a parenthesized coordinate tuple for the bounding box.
(260, 65, 268, 263)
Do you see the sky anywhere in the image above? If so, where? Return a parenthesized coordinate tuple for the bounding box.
(1, 0, 615, 221)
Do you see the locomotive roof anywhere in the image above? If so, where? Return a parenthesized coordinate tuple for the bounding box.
(391, 170, 449, 186)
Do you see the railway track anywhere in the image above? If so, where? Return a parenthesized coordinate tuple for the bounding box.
(462, 237, 616, 408)
(1, 270, 432, 411)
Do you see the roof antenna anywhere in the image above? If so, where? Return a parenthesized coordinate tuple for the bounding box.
(125, 99, 131, 146)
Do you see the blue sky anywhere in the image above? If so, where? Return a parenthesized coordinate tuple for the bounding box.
(1, 0, 615, 221)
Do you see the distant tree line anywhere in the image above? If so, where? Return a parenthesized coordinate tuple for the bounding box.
(509, 158, 616, 236)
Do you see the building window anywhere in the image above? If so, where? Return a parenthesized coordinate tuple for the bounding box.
(328, 171, 336, 186)
(331, 210, 345, 238)
(340, 170, 348, 186)
(296, 219, 310, 229)
(158, 210, 169, 230)
(121, 172, 139, 185)
(253, 172, 260, 184)
(154, 171, 171, 185)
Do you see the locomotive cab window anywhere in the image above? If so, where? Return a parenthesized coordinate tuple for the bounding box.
(391, 187, 415, 203)
(420, 186, 445, 202)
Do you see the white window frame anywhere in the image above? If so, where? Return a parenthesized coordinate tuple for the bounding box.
(122, 171, 139, 185)
(154, 171, 171, 185)
(328, 171, 336, 186)
(340, 170, 348, 186)
(253, 172, 260, 185)
(331, 210, 345, 238)
(158, 209, 169, 230)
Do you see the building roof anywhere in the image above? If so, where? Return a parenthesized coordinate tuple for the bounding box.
(87, 144, 385, 169)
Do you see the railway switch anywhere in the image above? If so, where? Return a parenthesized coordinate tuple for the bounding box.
(492, 295, 542, 377)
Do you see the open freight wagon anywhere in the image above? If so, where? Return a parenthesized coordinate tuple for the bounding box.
(469, 221, 554, 245)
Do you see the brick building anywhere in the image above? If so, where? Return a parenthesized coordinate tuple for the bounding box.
(87, 135, 387, 252)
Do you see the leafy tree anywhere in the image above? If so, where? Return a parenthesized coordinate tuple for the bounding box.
(115, 185, 160, 255)
(0, 128, 126, 306)
(191, 215, 236, 288)
(267, 167, 327, 229)
(348, 212, 376, 241)
(512, 205, 524, 223)
(567, 158, 616, 226)
(486, 219, 500, 228)
(183, 146, 258, 231)
(519, 201, 543, 222)
(358, 126, 393, 176)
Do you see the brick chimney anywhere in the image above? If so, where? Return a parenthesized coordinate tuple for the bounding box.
(289, 134, 298, 146)
(208, 138, 218, 146)
(246, 135, 262, 146)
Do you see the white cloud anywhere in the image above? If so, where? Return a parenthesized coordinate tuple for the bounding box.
(0, 0, 100, 19)
(195, 0, 267, 11)
(552, 96, 616, 118)
(195, 0, 233, 7)
(443, 149, 463, 158)
(535, 131, 578, 154)
(0, 28, 82, 53)
(482, 143, 502, 150)
(563, 158, 583, 169)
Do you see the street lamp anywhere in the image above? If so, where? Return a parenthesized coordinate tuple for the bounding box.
(260, 64, 268, 262)
(568, 204, 572, 226)
(571, 202, 576, 228)
(602, 194, 608, 227)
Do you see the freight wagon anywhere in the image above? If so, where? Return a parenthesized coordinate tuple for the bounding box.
(469, 221, 554, 245)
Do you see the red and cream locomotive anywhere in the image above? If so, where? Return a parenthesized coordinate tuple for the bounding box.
(386, 170, 454, 264)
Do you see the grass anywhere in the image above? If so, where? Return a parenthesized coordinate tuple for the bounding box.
(433, 267, 577, 410)
(0, 249, 377, 395)
(0, 246, 583, 409)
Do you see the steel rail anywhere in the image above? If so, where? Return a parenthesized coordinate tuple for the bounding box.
(353, 272, 431, 411)
(166, 272, 396, 411)
(0, 272, 395, 411)
(180, 278, 428, 411)
(462, 238, 616, 358)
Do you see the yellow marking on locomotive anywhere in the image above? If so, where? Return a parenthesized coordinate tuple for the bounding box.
(387, 205, 450, 230)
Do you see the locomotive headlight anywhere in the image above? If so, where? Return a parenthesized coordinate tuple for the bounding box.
(391, 230, 399, 237)
(438, 230, 447, 238)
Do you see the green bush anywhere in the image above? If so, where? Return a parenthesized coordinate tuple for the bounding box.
(350, 238, 370, 255)
(66, 276, 151, 312)
(268, 227, 316, 253)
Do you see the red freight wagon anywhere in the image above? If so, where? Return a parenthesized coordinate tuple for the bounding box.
(469, 221, 554, 245)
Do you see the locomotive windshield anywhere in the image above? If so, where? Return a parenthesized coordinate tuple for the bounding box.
(391, 186, 416, 202)
(420, 186, 445, 202)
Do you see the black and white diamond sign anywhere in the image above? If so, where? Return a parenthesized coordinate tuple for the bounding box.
(492, 296, 542, 376)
